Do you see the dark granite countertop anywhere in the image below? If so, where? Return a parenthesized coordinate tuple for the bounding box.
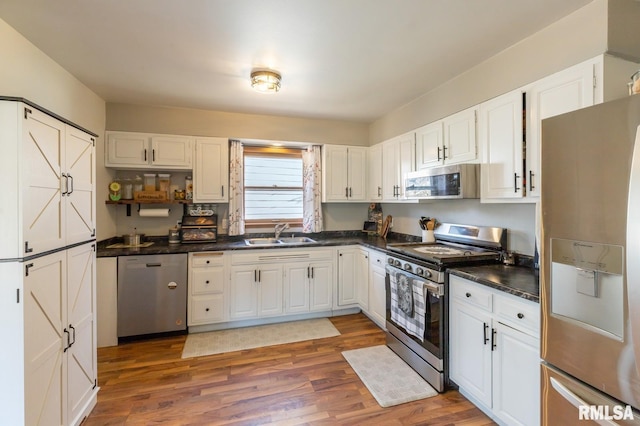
(448, 264, 540, 303)
(97, 231, 412, 258)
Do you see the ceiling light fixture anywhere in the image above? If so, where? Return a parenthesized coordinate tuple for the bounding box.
(250, 69, 281, 93)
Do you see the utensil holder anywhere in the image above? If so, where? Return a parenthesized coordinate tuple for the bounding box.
(422, 230, 435, 243)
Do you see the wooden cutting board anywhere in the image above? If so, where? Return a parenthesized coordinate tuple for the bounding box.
(381, 215, 392, 239)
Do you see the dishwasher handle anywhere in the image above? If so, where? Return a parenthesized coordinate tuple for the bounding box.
(146, 263, 162, 267)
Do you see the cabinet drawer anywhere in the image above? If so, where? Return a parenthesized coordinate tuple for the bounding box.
(494, 293, 539, 336)
(190, 295, 225, 324)
(450, 275, 493, 312)
(192, 268, 224, 294)
(369, 251, 386, 269)
(191, 252, 224, 267)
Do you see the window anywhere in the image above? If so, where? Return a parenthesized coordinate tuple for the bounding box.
(243, 146, 303, 227)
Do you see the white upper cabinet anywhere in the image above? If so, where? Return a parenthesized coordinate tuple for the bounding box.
(322, 145, 367, 202)
(368, 144, 383, 201)
(443, 106, 478, 165)
(105, 131, 193, 169)
(382, 132, 415, 201)
(415, 121, 444, 170)
(0, 101, 96, 259)
(479, 89, 525, 200)
(193, 137, 229, 202)
(416, 106, 478, 169)
(526, 59, 597, 199)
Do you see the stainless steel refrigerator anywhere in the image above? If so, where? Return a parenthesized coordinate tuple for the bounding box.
(541, 94, 640, 424)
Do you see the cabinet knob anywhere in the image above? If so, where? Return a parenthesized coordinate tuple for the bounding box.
(517, 313, 524, 319)
(205, 308, 210, 312)
(466, 292, 471, 298)
(206, 260, 210, 264)
(206, 280, 210, 284)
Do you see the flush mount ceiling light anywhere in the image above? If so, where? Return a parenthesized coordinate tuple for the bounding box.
(250, 69, 281, 93)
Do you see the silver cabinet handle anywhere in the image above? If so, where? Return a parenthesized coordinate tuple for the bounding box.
(168, 281, 178, 290)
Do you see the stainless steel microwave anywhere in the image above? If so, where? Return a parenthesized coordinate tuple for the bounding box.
(404, 164, 479, 200)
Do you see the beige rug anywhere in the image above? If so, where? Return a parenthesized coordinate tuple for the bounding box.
(342, 345, 438, 407)
(181, 318, 340, 358)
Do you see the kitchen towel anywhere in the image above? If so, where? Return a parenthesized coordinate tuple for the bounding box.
(388, 268, 426, 342)
(139, 208, 170, 217)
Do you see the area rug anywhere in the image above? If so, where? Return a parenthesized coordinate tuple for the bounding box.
(342, 345, 438, 407)
(181, 318, 340, 358)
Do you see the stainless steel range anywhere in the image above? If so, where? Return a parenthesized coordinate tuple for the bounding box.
(385, 223, 507, 392)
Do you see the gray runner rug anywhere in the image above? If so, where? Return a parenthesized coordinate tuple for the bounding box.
(342, 345, 438, 407)
(182, 317, 340, 358)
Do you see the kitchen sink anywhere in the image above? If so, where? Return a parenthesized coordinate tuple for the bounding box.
(277, 236, 316, 244)
(245, 238, 283, 246)
(244, 236, 317, 246)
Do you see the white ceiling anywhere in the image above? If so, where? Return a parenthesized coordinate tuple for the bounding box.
(0, 0, 592, 123)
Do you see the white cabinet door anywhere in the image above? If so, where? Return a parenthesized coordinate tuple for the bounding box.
(479, 90, 524, 200)
(527, 60, 596, 198)
(323, 145, 349, 201)
(337, 249, 358, 306)
(65, 126, 96, 245)
(347, 147, 367, 201)
(492, 322, 540, 426)
(22, 107, 66, 256)
(356, 249, 369, 311)
(449, 300, 493, 408)
(415, 121, 444, 169)
(150, 135, 192, 168)
(381, 140, 399, 201)
(194, 137, 229, 202)
(285, 264, 310, 314)
(443, 106, 477, 165)
(66, 243, 97, 426)
(309, 261, 333, 312)
(323, 145, 367, 202)
(24, 251, 66, 426)
(257, 265, 283, 317)
(368, 251, 387, 328)
(368, 144, 383, 201)
(105, 132, 148, 167)
(381, 133, 415, 201)
(230, 266, 259, 319)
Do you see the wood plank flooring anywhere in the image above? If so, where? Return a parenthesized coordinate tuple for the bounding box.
(84, 313, 495, 425)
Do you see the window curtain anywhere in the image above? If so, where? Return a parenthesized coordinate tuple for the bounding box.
(302, 145, 323, 233)
(228, 140, 245, 236)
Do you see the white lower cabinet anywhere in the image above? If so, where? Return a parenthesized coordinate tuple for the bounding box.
(229, 248, 336, 321)
(367, 249, 387, 329)
(0, 242, 98, 426)
(449, 275, 539, 426)
(188, 252, 227, 325)
(337, 247, 369, 307)
(284, 261, 333, 314)
(230, 264, 283, 319)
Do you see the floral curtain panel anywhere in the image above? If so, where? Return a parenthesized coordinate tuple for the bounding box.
(302, 145, 323, 233)
(228, 140, 245, 236)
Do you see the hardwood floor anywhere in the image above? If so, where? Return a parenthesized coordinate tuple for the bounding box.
(84, 314, 494, 425)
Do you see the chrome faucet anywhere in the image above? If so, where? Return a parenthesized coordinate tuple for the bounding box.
(275, 222, 290, 239)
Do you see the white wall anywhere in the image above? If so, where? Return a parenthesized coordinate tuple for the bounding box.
(0, 18, 112, 240)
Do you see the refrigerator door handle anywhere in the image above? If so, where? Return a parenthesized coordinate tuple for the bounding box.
(550, 377, 618, 426)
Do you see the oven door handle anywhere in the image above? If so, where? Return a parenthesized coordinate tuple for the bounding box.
(423, 282, 444, 296)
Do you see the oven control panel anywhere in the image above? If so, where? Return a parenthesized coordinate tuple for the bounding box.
(387, 256, 442, 283)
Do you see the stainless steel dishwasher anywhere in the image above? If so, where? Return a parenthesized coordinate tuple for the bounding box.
(117, 253, 188, 338)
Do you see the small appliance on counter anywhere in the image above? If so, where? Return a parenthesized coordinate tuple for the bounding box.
(181, 204, 217, 243)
